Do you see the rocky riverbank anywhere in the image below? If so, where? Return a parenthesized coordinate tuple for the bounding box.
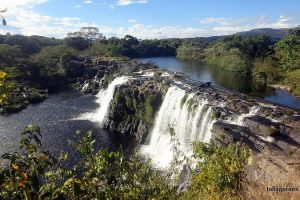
(0, 86, 48, 115)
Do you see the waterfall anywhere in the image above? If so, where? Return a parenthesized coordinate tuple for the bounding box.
(141, 86, 216, 169)
(78, 76, 128, 125)
(231, 106, 260, 126)
(81, 83, 89, 91)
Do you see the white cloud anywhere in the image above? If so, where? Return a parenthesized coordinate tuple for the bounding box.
(0, 2, 299, 41)
(74, 5, 83, 8)
(102, 2, 115, 9)
(196, 15, 299, 36)
(84, 0, 93, 4)
(128, 19, 138, 24)
(0, 0, 49, 9)
(117, 0, 147, 6)
(199, 17, 235, 26)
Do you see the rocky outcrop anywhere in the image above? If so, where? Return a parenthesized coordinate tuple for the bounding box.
(103, 78, 169, 143)
(0, 86, 48, 115)
(94, 60, 300, 188)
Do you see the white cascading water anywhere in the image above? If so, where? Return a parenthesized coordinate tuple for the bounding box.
(231, 106, 260, 126)
(81, 83, 89, 91)
(78, 76, 128, 125)
(141, 86, 216, 169)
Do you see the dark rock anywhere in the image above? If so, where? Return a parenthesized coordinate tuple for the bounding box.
(244, 116, 281, 138)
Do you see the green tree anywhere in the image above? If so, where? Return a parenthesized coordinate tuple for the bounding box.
(275, 26, 300, 71)
(65, 27, 104, 50)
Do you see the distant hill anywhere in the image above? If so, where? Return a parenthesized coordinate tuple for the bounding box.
(173, 28, 289, 44)
(234, 28, 288, 41)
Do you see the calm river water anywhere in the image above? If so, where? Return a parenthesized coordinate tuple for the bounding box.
(137, 57, 300, 110)
(0, 91, 132, 163)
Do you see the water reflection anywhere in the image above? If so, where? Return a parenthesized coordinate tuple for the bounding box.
(137, 57, 300, 109)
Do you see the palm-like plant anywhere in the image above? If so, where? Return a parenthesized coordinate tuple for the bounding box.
(0, 8, 7, 26)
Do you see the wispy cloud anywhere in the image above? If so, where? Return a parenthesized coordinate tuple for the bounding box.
(117, 0, 148, 6)
(74, 5, 83, 8)
(128, 19, 138, 23)
(84, 0, 93, 4)
(196, 15, 299, 35)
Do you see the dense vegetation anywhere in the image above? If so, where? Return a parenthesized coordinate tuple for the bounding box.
(0, 125, 251, 200)
(0, 28, 179, 114)
(176, 26, 300, 96)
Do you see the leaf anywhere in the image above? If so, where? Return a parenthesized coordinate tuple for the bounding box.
(63, 178, 73, 188)
(0, 71, 7, 79)
(108, 152, 115, 158)
(2, 18, 6, 26)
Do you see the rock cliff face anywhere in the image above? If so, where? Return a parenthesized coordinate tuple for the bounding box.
(78, 58, 300, 187)
(103, 78, 168, 143)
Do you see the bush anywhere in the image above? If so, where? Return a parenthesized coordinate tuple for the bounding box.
(0, 126, 177, 200)
(181, 142, 251, 200)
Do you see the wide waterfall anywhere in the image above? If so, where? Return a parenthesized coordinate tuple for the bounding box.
(141, 86, 216, 169)
(78, 76, 128, 124)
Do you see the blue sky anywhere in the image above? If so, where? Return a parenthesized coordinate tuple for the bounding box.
(0, 0, 299, 39)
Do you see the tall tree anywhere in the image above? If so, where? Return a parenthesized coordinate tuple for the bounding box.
(65, 27, 104, 50)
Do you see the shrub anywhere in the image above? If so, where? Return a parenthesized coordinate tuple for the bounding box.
(0, 126, 177, 200)
(181, 142, 251, 200)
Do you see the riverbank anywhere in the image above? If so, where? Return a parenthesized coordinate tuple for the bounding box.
(138, 57, 300, 109)
(0, 86, 48, 115)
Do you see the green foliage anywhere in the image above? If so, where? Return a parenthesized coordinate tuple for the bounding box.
(182, 142, 251, 200)
(144, 94, 161, 124)
(1, 34, 61, 55)
(252, 57, 283, 85)
(31, 45, 78, 78)
(275, 27, 300, 71)
(177, 41, 207, 61)
(0, 71, 8, 105)
(204, 43, 251, 72)
(112, 90, 163, 126)
(0, 127, 177, 200)
(211, 109, 221, 120)
(284, 69, 300, 96)
(0, 125, 57, 199)
(177, 35, 272, 73)
(0, 44, 23, 66)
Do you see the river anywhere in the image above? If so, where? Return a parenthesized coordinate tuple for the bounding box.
(0, 91, 132, 164)
(137, 57, 300, 110)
